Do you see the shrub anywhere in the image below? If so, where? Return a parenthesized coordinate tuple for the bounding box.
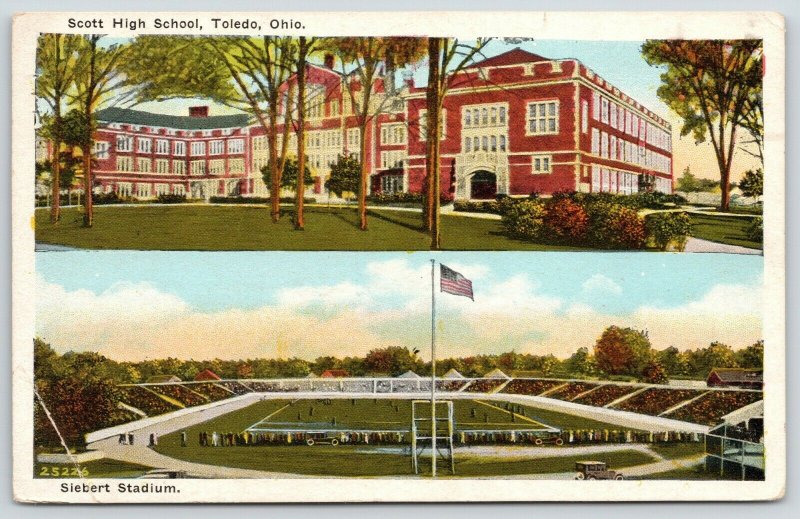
(453, 200, 501, 214)
(155, 193, 187, 204)
(543, 198, 589, 242)
(501, 199, 547, 240)
(640, 361, 668, 384)
(587, 203, 646, 249)
(747, 216, 763, 242)
(209, 196, 314, 204)
(645, 212, 692, 251)
(92, 192, 123, 205)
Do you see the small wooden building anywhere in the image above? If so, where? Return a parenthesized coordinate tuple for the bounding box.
(707, 368, 763, 390)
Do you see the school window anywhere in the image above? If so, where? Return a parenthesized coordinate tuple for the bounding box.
(581, 100, 589, 134)
(610, 103, 617, 129)
(229, 158, 245, 174)
(381, 174, 404, 194)
(116, 182, 132, 196)
(227, 139, 244, 154)
(380, 150, 405, 169)
(592, 91, 600, 120)
(209, 140, 225, 155)
(601, 132, 609, 159)
(618, 106, 625, 130)
(173, 141, 186, 156)
(137, 158, 151, 172)
(137, 138, 152, 153)
(172, 160, 186, 175)
(601, 97, 609, 124)
(116, 135, 133, 152)
(591, 128, 600, 155)
(207, 159, 224, 175)
(191, 142, 206, 156)
(116, 156, 133, 172)
(173, 184, 186, 195)
(610, 136, 617, 160)
(156, 159, 170, 174)
(532, 155, 552, 174)
(464, 137, 471, 152)
(380, 123, 407, 145)
(156, 139, 169, 155)
(135, 183, 151, 198)
(252, 136, 266, 152)
(499, 135, 507, 152)
(625, 111, 632, 134)
(93, 141, 110, 159)
(155, 184, 169, 196)
(632, 115, 639, 138)
(330, 99, 339, 117)
(190, 160, 206, 175)
(526, 101, 559, 134)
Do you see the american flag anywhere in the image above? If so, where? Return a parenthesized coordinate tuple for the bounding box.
(440, 264, 474, 300)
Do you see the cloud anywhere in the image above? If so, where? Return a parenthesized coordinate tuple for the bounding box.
(34, 266, 763, 363)
(581, 274, 623, 298)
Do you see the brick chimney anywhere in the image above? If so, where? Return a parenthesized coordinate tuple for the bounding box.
(323, 53, 335, 70)
(189, 106, 209, 118)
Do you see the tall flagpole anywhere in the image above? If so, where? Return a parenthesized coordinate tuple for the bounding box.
(430, 259, 437, 478)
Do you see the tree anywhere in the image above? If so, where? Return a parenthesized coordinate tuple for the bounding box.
(640, 360, 668, 384)
(423, 38, 492, 248)
(564, 347, 593, 376)
(642, 40, 763, 211)
(364, 346, 422, 376)
(126, 36, 296, 223)
(70, 35, 129, 227)
(593, 326, 653, 376)
(656, 346, 688, 376)
(292, 36, 322, 231)
(36, 34, 83, 223)
(260, 156, 312, 191)
(685, 341, 738, 377)
(676, 166, 698, 193)
(738, 168, 763, 202)
(326, 154, 361, 198)
(735, 340, 764, 369)
(328, 37, 427, 230)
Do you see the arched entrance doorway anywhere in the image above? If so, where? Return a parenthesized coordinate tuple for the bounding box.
(470, 171, 497, 199)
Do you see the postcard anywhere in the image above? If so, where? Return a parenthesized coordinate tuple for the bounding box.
(11, 11, 785, 502)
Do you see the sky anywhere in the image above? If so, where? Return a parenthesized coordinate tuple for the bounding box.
(129, 38, 761, 183)
(36, 252, 763, 362)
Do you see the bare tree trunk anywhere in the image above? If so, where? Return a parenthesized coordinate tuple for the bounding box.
(295, 39, 308, 231)
(358, 123, 368, 231)
(50, 135, 61, 223)
(82, 144, 93, 227)
(427, 37, 443, 249)
(269, 111, 281, 223)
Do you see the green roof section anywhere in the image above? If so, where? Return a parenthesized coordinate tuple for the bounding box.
(95, 107, 251, 130)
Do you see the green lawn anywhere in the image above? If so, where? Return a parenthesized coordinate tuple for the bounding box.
(689, 213, 762, 250)
(647, 441, 705, 459)
(34, 205, 585, 251)
(35, 458, 153, 479)
(634, 465, 722, 481)
(151, 398, 653, 477)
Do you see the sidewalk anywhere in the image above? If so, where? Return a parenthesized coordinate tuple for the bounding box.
(684, 238, 762, 255)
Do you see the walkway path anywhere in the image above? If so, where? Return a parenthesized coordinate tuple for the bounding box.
(683, 237, 762, 255)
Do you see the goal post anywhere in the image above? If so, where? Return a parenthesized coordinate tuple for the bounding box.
(411, 399, 455, 475)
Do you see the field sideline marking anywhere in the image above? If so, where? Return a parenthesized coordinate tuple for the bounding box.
(472, 399, 552, 429)
(245, 400, 295, 431)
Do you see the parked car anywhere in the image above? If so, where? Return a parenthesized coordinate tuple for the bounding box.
(574, 461, 624, 480)
(139, 469, 189, 479)
(306, 435, 340, 446)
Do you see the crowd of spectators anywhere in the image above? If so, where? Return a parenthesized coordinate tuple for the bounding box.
(667, 390, 763, 426)
(118, 386, 179, 416)
(150, 384, 209, 406)
(548, 382, 599, 401)
(612, 388, 700, 416)
(464, 379, 506, 393)
(500, 379, 564, 396)
(573, 384, 638, 407)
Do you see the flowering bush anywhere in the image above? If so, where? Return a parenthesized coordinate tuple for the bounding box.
(645, 212, 691, 251)
(587, 203, 647, 249)
(501, 200, 547, 240)
(543, 198, 589, 242)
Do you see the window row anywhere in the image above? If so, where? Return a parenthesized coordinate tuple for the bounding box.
(591, 128, 671, 172)
(463, 134, 507, 153)
(526, 101, 559, 135)
(115, 157, 244, 175)
(380, 150, 406, 169)
(380, 123, 407, 145)
(591, 90, 671, 151)
(591, 166, 640, 195)
(111, 182, 186, 197)
(113, 136, 244, 157)
(462, 104, 507, 128)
